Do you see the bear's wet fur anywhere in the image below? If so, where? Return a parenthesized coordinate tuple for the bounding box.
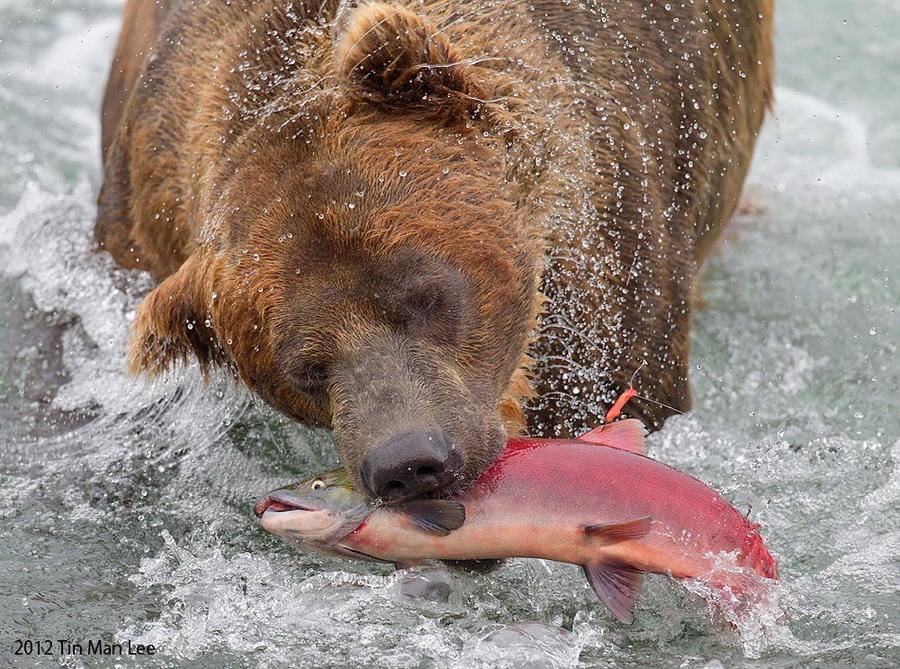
(97, 0, 773, 494)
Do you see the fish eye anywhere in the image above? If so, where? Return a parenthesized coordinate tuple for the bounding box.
(311, 479, 326, 491)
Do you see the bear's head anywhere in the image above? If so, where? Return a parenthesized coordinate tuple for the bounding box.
(128, 1, 545, 500)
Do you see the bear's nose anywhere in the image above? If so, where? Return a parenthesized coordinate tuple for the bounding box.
(360, 430, 463, 502)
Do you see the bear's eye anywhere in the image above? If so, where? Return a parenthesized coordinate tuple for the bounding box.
(293, 362, 330, 392)
(407, 286, 441, 317)
(397, 278, 463, 345)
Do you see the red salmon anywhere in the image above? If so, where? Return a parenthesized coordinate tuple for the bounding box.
(256, 418, 778, 623)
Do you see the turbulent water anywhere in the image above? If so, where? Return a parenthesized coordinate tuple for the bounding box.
(1, 1, 898, 667)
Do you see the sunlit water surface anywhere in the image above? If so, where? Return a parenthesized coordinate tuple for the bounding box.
(1, 1, 898, 667)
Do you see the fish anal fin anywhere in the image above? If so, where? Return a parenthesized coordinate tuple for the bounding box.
(577, 419, 647, 456)
(400, 500, 466, 537)
(584, 516, 652, 543)
(583, 560, 644, 624)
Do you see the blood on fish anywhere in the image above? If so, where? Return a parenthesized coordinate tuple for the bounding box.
(605, 388, 638, 424)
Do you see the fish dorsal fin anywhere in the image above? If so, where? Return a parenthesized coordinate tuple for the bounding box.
(584, 516, 652, 543)
(583, 560, 644, 624)
(400, 500, 466, 536)
(578, 418, 647, 456)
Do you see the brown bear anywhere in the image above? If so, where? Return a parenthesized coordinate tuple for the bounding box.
(96, 0, 773, 501)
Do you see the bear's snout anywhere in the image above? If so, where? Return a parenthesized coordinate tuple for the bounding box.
(327, 330, 504, 500)
(360, 429, 463, 502)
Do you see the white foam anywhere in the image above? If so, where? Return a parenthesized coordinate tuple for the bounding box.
(0, 180, 251, 463)
(748, 86, 900, 207)
(21, 11, 120, 93)
(861, 439, 900, 512)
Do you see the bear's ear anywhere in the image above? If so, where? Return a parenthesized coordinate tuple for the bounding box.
(334, 1, 479, 111)
(127, 253, 227, 378)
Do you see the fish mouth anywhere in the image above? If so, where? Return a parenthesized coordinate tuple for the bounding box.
(253, 492, 315, 518)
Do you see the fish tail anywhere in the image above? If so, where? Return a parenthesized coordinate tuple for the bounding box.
(740, 529, 779, 580)
(699, 565, 781, 627)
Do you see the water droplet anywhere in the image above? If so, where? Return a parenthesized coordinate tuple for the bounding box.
(399, 169, 408, 178)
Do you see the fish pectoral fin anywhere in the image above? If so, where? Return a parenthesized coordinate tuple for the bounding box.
(584, 516, 652, 543)
(400, 500, 466, 536)
(583, 560, 644, 624)
(577, 419, 647, 456)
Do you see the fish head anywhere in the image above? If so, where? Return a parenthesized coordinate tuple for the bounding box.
(254, 469, 377, 559)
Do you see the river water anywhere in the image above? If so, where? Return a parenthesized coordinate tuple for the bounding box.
(1, 1, 898, 667)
